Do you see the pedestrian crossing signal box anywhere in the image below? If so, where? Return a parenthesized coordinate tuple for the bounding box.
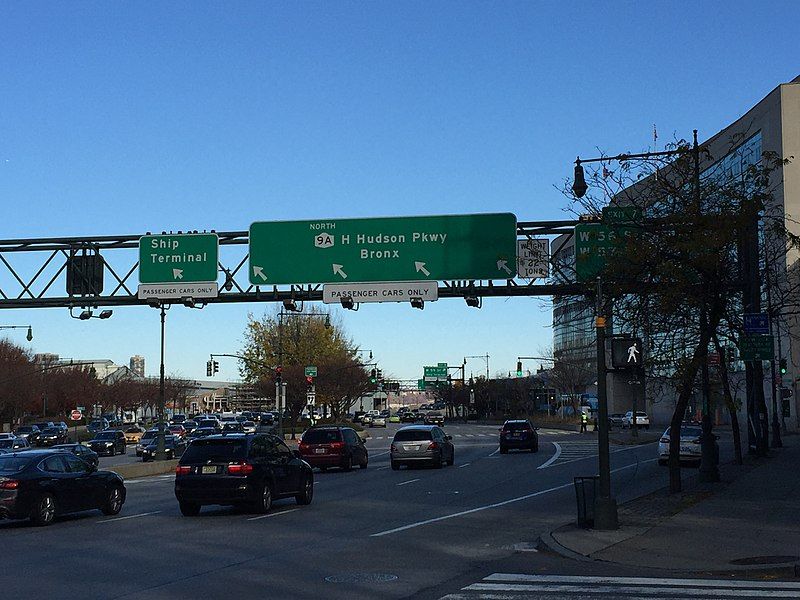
(611, 337, 643, 370)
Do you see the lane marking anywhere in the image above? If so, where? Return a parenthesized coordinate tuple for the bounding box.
(372, 458, 659, 537)
(537, 442, 561, 469)
(98, 511, 161, 523)
(371, 450, 391, 457)
(465, 582, 799, 597)
(247, 508, 300, 521)
(458, 463, 470, 468)
(484, 573, 800, 589)
(487, 448, 499, 457)
(397, 478, 421, 486)
(376, 466, 389, 470)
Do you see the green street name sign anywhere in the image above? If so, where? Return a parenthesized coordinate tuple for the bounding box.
(739, 335, 774, 361)
(602, 206, 642, 224)
(305, 366, 318, 377)
(248, 213, 517, 285)
(139, 233, 219, 284)
(574, 223, 635, 282)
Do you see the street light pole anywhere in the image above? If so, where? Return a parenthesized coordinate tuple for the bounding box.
(155, 304, 169, 461)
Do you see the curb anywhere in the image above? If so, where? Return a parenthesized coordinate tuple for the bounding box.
(537, 526, 800, 579)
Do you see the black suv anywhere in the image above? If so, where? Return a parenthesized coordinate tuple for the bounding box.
(35, 427, 69, 447)
(88, 430, 127, 456)
(498, 420, 539, 453)
(174, 434, 313, 516)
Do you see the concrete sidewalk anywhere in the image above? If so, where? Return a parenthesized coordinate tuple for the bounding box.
(541, 435, 800, 576)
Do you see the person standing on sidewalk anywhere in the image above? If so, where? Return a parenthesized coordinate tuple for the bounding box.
(580, 411, 588, 433)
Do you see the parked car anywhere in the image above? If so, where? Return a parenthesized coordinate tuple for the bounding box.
(0, 449, 126, 526)
(390, 425, 454, 470)
(174, 433, 314, 516)
(141, 435, 187, 462)
(298, 426, 368, 471)
(87, 419, 110, 435)
(51, 443, 99, 469)
(658, 426, 717, 466)
(608, 413, 626, 428)
(623, 411, 650, 430)
(424, 412, 445, 426)
(13, 425, 40, 443)
(498, 420, 539, 453)
(123, 426, 146, 444)
(0, 437, 29, 452)
(88, 430, 127, 456)
(35, 427, 69, 447)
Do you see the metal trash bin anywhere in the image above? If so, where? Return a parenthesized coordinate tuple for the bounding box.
(574, 476, 599, 528)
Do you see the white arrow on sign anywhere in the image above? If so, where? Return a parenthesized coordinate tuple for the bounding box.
(173, 269, 183, 280)
(252, 266, 268, 281)
(415, 261, 430, 277)
(497, 260, 512, 275)
(332, 264, 348, 279)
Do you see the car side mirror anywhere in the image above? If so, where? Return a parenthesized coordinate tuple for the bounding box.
(292, 449, 302, 459)
(445, 435, 452, 441)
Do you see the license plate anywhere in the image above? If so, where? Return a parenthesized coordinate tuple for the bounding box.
(201, 466, 217, 474)
(680, 446, 694, 454)
(314, 448, 326, 454)
(404, 445, 417, 451)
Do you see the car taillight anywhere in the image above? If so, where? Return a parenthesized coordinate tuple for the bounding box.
(298, 442, 309, 450)
(175, 465, 192, 475)
(427, 442, 438, 450)
(660, 437, 669, 443)
(227, 462, 254, 475)
(329, 441, 345, 450)
(0, 479, 19, 490)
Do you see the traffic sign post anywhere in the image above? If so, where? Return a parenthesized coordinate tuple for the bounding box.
(70, 409, 82, 421)
(139, 233, 219, 284)
(575, 223, 635, 282)
(610, 337, 643, 370)
(248, 213, 517, 285)
(517, 238, 549, 279)
(739, 335, 774, 361)
(423, 365, 448, 380)
(304, 366, 318, 378)
(744, 313, 770, 335)
(322, 281, 437, 304)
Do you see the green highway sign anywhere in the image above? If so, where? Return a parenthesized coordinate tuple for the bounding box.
(248, 213, 517, 285)
(739, 335, 774, 361)
(305, 366, 317, 377)
(424, 365, 448, 380)
(574, 223, 635, 282)
(418, 379, 426, 390)
(602, 206, 642, 224)
(139, 233, 219, 284)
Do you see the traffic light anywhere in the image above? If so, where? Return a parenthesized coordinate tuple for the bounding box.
(780, 358, 787, 375)
(516, 361, 523, 377)
(213, 360, 219, 375)
(370, 368, 377, 384)
(376, 369, 383, 382)
(275, 365, 283, 382)
(206, 360, 213, 377)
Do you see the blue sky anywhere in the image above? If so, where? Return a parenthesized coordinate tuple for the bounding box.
(1, 1, 798, 384)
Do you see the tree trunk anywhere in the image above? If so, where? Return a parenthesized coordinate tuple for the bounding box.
(712, 333, 743, 465)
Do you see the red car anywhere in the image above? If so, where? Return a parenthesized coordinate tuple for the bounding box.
(168, 424, 186, 439)
(298, 427, 368, 472)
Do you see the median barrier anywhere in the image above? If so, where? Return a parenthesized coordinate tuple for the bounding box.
(111, 459, 179, 479)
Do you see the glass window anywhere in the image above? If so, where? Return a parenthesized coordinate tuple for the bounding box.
(393, 429, 433, 442)
(41, 456, 67, 473)
(182, 439, 248, 462)
(0, 456, 32, 472)
(63, 454, 88, 473)
(302, 429, 342, 444)
(275, 441, 292, 456)
(250, 436, 268, 458)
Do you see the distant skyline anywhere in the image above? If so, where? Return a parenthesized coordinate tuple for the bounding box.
(1, 2, 799, 383)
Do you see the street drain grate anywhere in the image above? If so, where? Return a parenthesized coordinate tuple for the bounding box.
(730, 555, 799, 566)
(325, 573, 399, 584)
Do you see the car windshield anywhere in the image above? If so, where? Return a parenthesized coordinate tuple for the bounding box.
(0, 439, 16, 448)
(181, 439, 248, 462)
(17, 426, 35, 433)
(95, 432, 116, 440)
(302, 429, 342, 444)
(665, 427, 702, 438)
(394, 429, 433, 442)
(197, 420, 217, 428)
(636, 412, 648, 417)
(42, 428, 61, 434)
(0, 455, 32, 472)
(125, 427, 141, 433)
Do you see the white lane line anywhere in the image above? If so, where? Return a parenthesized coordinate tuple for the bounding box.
(537, 442, 561, 469)
(458, 463, 470, 468)
(465, 583, 800, 597)
(484, 573, 800, 589)
(397, 478, 421, 486)
(247, 508, 300, 521)
(487, 448, 499, 457)
(376, 466, 389, 470)
(372, 458, 659, 537)
(98, 511, 161, 523)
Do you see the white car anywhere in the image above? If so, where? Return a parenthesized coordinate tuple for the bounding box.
(370, 416, 387, 428)
(658, 425, 704, 465)
(622, 411, 650, 430)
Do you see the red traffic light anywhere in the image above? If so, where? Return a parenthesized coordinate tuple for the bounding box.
(306, 375, 313, 384)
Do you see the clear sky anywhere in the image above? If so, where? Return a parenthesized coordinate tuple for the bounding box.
(1, 1, 798, 384)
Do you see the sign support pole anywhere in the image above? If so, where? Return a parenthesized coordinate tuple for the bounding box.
(594, 277, 618, 530)
(156, 304, 167, 461)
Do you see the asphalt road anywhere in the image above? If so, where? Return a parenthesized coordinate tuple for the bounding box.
(1, 423, 750, 600)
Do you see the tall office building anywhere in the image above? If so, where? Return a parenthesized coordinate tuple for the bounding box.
(130, 355, 145, 378)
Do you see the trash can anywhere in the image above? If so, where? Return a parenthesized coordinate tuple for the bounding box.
(574, 476, 599, 528)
